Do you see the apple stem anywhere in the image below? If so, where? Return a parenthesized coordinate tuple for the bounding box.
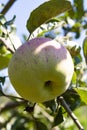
(59, 96, 84, 130)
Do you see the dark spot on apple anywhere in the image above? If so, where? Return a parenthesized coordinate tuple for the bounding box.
(45, 80, 52, 88)
(46, 57, 48, 62)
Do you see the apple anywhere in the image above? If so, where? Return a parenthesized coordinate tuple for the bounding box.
(0, 34, 22, 70)
(8, 37, 74, 103)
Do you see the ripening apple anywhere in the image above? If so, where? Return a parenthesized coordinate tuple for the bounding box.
(8, 37, 74, 103)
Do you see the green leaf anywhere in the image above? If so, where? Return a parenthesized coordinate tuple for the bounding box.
(74, 56, 82, 65)
(0, 14, 6, 25)
(72, 71, 77, 85)
(26, 0, 72, 33)
(62, 89, 81, 110)
(0, 79, 5, 96)
(0, 76, 5, 85)
(75, 87, 87, 104)
(35, 121, 48, 130)
(74, 0, 84, 19)
(83, 37, 87, 64)
(44, 99, 58, 112)
(4, 15, 16, 28)
(53, 107, 64, 127)
(0, 84, 4, 96)
(11, 117, 26, 130)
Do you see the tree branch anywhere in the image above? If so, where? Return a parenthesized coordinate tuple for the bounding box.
(59, 96, 84, 130)
(0, 0, 16, 15)
(0, 100, 27, 114)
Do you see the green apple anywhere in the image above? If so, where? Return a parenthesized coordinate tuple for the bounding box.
(8, 37, 74, 103)
(0, 34, 22, 70)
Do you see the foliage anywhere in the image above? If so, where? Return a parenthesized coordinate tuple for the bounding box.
(0, 0, 87, 130)
(26, 0, 71, 34)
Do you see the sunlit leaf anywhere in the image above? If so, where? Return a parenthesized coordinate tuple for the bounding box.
(26, 0, 72, 33)
(75, 87, 87, 104)
(83, 37, 87, 64)
(72, 71, 77, 85)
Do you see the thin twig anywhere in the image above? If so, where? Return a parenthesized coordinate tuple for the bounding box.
(0, 88, 28, 102)
(59, 96, 84, 130)
(7, 32, 17, 52)
(0, 100, 27, 114)
(0, 0, 16, 15)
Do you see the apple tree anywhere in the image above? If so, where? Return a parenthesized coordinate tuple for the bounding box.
(0, 0, 87, 130)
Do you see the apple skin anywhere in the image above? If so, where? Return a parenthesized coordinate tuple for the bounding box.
(8, 37, 74, 103)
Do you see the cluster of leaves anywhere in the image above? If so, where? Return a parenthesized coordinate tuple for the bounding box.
(0, 0, 87, 129)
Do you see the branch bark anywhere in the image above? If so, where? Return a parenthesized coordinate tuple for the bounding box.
(1, 0, 16, 15)
(0, 100, 27, 114)
(59, 96, 84, 130)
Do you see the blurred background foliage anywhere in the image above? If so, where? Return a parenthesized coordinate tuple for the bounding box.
(0, 0, 87, 130)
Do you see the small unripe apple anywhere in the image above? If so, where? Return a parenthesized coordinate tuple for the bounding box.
(0, 34, 22, 70)
(8, 37, 74, 103)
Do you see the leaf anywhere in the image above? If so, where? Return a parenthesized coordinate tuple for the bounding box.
(74, 55, 82, 65)
(72, 71, 77, 85)
(26, 0, 72, 33)
(53, 107, 64, 127)
(35, 121, 48, 130)
(62, 89, 82, 110)
(44, 99, 58, 112)
(75, 87, 87, 104)
(4, 15, 16, 28)
(0, 80, 5, 97)
(0, 76, 5, 85)
(11, 117, 26, 130)
(0, 84, 4, 96)
(0, 76, 6, 96)
(74, 0, 84, 19)
(83, 37, 87, 64)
